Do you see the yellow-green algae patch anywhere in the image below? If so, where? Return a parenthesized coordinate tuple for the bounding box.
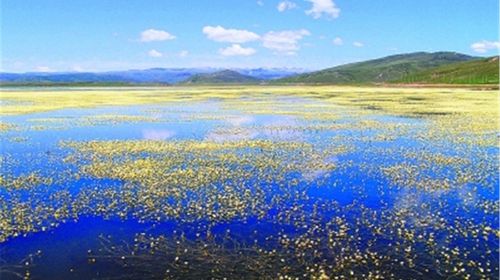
(0, 122, 16, 132)
(0, 172, 53, 190)
(82, 114, 160, 125)
(61, 139, 347, 187)
(20, 114, 163, 133)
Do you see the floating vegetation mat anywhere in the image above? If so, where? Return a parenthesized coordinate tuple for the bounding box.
(0, 86, 498, 279)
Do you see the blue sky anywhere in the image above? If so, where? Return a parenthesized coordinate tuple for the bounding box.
(1, 0, 499, 72)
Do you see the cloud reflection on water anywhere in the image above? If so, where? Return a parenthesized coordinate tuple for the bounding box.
(142, 129, 175, 140)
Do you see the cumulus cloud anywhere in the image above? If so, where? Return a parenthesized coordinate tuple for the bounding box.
(202, 25, 310, 56)
(470, 40, 500, 53)
(219, 44, 256, 56)
(262, 29, 310, 55)
(332, 37, 343, 46)
(353, 41, 364, 47)
(277, 1, 297, 12)
(179, 50, 189, 57)
(148, 49, 163, 57)
(305, 0, 340, 19)
(203, 25, 260, 43)
(140, 29, 176, 42)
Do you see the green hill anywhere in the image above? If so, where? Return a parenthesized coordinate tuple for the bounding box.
(276, 52, 478, 84)
(398, 56, 499, 84)
(181, 70, 260, 84)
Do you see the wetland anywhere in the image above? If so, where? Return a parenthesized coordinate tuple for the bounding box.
(0, 86, 498, 279)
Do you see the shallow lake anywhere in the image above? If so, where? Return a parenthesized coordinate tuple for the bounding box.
(0, 87, 498, 279)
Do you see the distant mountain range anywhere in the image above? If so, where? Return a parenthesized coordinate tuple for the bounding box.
(1, 52, 498, 86)
(0, 67, 304, 85)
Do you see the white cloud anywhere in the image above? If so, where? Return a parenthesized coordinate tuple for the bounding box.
(305, 0, 340, 19)
(353, 41, 364, 47)
(148, 49, 163, 57)
(202, 26, 311, 56)
(471, 40, 500, 53)
(140, 29, 176, 42)
(277, 1, 297, 12)
(257, 0, 264, 6)
(203, 25, 260, 43)
(35, 66, 52, 72)
(219, 44, 256, 56)
(179, 50, 189, 57)
(262, 29, 310, 55)
(332, 37, 343, 46)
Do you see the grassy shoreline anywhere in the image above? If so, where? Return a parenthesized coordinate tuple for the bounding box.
(1, 83, 498, 90)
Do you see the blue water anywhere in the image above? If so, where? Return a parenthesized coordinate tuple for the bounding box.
(1, 100, 498, 279)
